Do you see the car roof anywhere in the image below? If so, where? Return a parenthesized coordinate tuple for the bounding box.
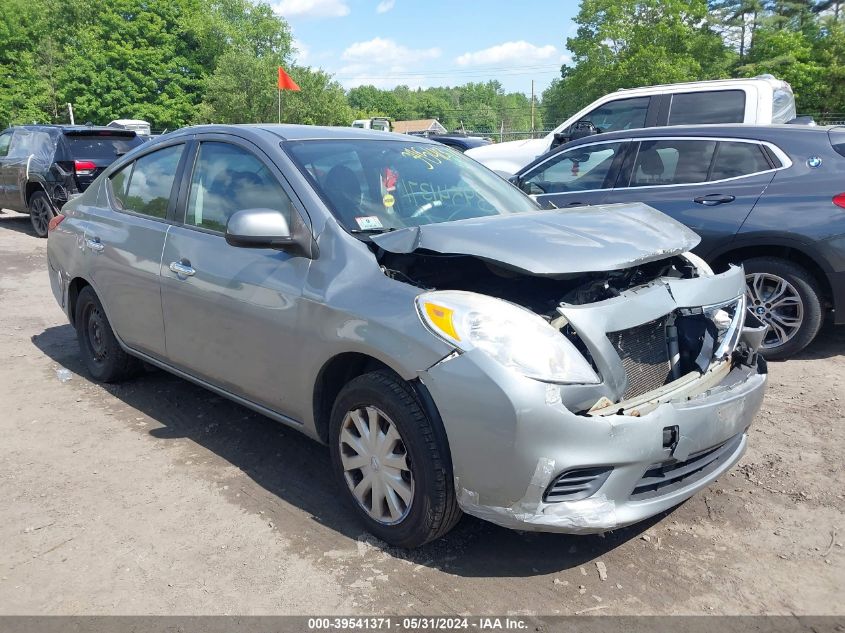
(563, 123, 835, 144)
(6, 124, 133, 134)
(158, 123, 443, 144)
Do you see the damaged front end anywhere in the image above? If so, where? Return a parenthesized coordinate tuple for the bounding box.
(392, 243, 768, 533)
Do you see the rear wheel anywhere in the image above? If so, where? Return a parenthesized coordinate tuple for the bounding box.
(28, 191, 55, 238)
(743, 257, 823, 360)
(74, 286, 141, 382)
(329, 370, 461, 548)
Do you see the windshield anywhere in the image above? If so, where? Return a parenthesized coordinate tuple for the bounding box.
(285, 139, 538, 232)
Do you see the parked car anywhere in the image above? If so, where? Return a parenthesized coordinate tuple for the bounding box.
(0, 125, 144, 236)
(511, 124, 845, 359)
(421, 133, 492, 153)
(47, 125, 767, 547)
(467, 75, 797, 176)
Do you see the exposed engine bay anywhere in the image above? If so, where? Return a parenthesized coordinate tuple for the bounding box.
(377, 248, 766, 414)
(377, 250, 700, 316)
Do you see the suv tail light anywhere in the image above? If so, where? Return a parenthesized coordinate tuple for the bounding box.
(48, 214, 66, 232)
(74, 160, 97, 176)
(834, 193, 845, 209)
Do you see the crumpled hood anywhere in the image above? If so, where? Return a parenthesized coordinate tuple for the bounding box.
(371, 202, 701, 276)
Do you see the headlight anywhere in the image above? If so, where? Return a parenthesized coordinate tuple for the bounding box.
(703, 295, 746, 359)
(416, 290, 600, 384)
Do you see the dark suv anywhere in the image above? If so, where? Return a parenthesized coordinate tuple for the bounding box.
(0, 125, 144, 237)
(511, 124, 845, 359)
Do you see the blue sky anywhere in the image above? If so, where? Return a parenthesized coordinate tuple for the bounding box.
(273, 0, 579, 95)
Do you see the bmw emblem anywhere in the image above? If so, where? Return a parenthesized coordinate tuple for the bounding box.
(807, 156, 822, 168)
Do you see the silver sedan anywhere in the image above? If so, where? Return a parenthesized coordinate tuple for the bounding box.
(47, 125, 768, 547)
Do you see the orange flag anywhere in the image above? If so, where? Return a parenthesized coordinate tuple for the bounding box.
(278, 67, 301, 91)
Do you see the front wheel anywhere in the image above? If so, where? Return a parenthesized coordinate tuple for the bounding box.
(28, 191, 55, 238)
(743, 257, 824, 360)
(329, 370, 461, 548)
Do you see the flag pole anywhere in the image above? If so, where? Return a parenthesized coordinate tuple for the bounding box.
(278, 87, 281, 124)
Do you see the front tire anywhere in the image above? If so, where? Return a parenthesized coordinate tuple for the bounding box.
(74, 286, 141, 382)
(28, 191, 55, 238)
(329, 370, 461, 548)
(743, 257, 823, 360)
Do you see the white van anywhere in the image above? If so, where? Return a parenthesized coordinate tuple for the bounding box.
(466, 75, 797, 176)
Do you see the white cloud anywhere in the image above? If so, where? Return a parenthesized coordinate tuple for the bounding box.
(273, 0, 350, 19)
(375, 0, 395, 13)
(336, 39, 440, 89)
(341, 37, 440, 62)
(455, 40, 558, 66)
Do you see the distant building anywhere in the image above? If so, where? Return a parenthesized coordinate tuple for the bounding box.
(392, 119, 447, 135)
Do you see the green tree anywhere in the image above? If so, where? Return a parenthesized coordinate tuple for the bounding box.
(543, 0, 732, 124)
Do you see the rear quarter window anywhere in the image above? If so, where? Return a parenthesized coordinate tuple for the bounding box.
(710, 142, 772, 180)
(830, 129, 845, 159)
(668, 90, 746, 125)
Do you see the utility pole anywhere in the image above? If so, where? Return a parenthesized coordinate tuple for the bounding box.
(530, 80, 535, 138)
(67, 103, 75, 125)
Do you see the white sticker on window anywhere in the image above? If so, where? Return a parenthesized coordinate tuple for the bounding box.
(355, 216, 383, 230)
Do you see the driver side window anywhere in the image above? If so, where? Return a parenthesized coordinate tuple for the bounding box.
(0, 132, 11, 157)
(572, 97, 650, 135)
(522, 142, 624, 194)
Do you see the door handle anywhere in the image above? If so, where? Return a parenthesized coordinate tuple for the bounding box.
(694, 194, 735, 206)
(85, 237, 104, 253)
(169, 260, 196, 277)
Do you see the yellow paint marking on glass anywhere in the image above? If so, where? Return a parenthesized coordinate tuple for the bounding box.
(383, 193, 395, 207)
(423, 302, 460, 341)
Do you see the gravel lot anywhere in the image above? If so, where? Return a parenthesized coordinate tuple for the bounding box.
(1, 209, 842, 615)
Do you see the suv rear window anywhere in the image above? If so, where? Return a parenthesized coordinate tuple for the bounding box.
(668, 90, 746, 125)
(66, 134, 144, 159)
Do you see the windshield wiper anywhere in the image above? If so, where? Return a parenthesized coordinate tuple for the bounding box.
(350, 227, 397, 235)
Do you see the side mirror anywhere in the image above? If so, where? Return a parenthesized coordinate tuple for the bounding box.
(570, 120, 599, 140)
(550, 132, 569, 150)
(225, 208, 316, 258)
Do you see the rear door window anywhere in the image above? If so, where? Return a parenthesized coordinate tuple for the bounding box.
(629, 139, 717, 186)
(709, 141, 772, 180)
(66, 134, 143, 160)
(668, 90, 746, 125)
(109, 144, 183, 219)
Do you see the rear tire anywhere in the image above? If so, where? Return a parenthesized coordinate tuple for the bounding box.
(329, 370, 461, 548)
(28, 191, 55, 238)
(743, 257, 823, 360)
(74, 286, 141, 382)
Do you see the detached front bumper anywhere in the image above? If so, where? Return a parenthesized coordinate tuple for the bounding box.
(421, 349, 766, 533)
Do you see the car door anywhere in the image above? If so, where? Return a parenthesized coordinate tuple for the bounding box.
(601, 137, 777, 258)
(159, 137, 312, 417)
(89, 141, 187, 359)
(0, 129, 34, 211)
(516, 140, 629, 209)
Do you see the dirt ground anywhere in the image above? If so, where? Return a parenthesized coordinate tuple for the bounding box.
(0, 208, 842, 616)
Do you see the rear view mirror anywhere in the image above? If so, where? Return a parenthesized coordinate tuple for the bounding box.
(551, 132, 569, 150)
(226, 208, 316, 258)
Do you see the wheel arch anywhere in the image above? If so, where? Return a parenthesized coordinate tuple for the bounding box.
(311, 351, 448, 448)
(711, 243, 833, 308)
(25, 181, 47, 206)
(67, 276, 92, 328)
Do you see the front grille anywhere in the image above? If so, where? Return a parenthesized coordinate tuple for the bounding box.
(629, 434, 743, 500)
(607, 317, 672, 399)
(543, 466, 612, 503)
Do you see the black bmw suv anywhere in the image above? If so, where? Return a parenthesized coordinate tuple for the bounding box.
(0, 125, 144, 237)
(511, 124, 845, 359)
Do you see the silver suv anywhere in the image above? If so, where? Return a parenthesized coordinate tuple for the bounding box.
(47, 125, 768, 547)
